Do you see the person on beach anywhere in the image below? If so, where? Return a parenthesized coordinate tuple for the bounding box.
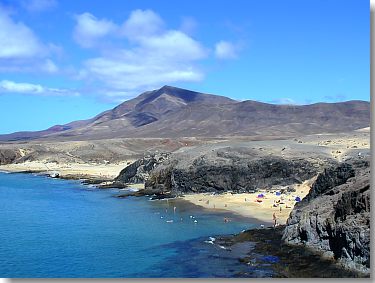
(272, 212, 277, 227)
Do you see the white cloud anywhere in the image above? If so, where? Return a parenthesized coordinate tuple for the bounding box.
(0, 80, 79, 96)
(22, 0, 57, 13)
(121, 9, 164, 41)
(77, 10, 207, 99)
(82, 49, 204, 91)
(0, 8, 46, 59)
(0, 7, 60, 73)
(72, 9, 243, 101)
(141, 30, 206, 61)
(215, 40, 238, 59)
(73, 12, 118, 48)
(0, 80, 43, 93)
(41, 59, 59, 73)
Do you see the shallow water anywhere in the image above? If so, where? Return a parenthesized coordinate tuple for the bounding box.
(0, 172, 270, 278)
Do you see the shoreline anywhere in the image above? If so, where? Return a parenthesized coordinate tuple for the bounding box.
(0, 162, 369, 277)
(0, 162, 314, 225)
(171, 197, 272, 227)
(180, 177, 315, 225)
(216, 226, 367, 278)
(0, 160, 131, 180)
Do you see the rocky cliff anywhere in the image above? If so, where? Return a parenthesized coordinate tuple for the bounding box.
(282, 159, 370, 274)
(115, 152, 170, 184)
(0, 149, 21, 165)
(144, 147, 329, 195)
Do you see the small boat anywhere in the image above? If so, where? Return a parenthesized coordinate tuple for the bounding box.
(49, 171, 60, 178)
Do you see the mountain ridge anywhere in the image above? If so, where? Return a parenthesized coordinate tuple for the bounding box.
(0, 85, 370, 141)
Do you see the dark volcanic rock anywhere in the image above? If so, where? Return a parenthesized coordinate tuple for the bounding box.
(304, 163, 355, 201)
(282, 159, 370, 274)
(145, 148, 323, 195)
(218, 226, 363, 278)
(115, 152, 170, 184)
(0, 149, 21, 165)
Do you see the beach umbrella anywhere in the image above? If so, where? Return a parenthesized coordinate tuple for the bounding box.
(257, 193, 265, 198)
(295, 196, 301, 202)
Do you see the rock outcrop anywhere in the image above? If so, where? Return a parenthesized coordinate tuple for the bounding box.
(145, 147, 326, 195)
(0, 149, 21, 165)
(115, 152, 170, 184)
(282, 159, 370, 274)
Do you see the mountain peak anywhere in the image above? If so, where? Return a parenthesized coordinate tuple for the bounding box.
(153, 85, 200, 100)
(159, 85, 177, 91)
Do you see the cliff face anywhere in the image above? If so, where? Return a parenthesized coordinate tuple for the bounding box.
(115, 152, 170, 184)
(144, 148, 326, 195)
(282, 160, 370, 274)
(0, 149, 21, 165)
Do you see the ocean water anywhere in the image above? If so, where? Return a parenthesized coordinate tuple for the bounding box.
(0, 172, 270, 278)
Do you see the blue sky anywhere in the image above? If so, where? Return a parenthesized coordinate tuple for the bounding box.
(0, 0, 370, 134)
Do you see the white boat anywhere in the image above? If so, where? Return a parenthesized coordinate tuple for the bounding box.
(49, 171, 60, 178)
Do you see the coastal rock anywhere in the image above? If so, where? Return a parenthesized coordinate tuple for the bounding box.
(145, 147, 325, 195)
(115, 152, 170, 184)
(282, 159, 370, 274)
(0, 149, 21, 165)
(303, 163, 355, 201)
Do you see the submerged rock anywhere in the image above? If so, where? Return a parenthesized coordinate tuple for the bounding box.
(217, 226, 364, 278)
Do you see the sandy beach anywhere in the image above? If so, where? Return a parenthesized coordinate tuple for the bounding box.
(0, 161, 132, 179)
(182, 177, 316, 225)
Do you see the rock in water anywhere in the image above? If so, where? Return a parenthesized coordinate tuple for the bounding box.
(282, 159, 370, 274)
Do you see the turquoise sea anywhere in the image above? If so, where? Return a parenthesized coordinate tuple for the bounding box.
(0, 172, 273, 278)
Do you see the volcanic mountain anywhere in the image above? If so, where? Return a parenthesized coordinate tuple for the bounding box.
(0, 85, 370, 141)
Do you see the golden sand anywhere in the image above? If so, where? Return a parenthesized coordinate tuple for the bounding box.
(182, 177, 315, 225)
(0, 160, 133, 179)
